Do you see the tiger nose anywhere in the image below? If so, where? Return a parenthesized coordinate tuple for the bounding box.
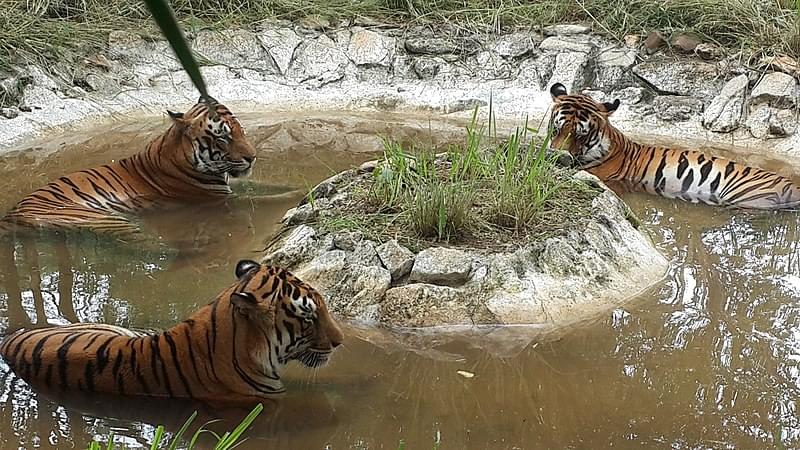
(330, 338, 342, 348)
(243, 155, 255, 164)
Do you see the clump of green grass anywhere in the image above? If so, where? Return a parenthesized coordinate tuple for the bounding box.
(86, 403, 263, 450)
(318, 106, 600, 251)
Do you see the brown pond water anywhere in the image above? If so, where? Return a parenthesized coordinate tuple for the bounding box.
(1, 112, 800, 449)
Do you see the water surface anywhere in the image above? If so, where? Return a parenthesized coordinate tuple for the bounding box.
(1, 113, 800, 449)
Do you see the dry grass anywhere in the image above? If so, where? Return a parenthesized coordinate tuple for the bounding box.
(1, 0, 799, 71)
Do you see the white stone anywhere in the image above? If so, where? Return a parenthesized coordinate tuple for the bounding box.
(286, 35, 349, 86)
(596, 48, 637, 67)
(543, 24, 591, 36)
(376, 240, 415, 280)
(193, 29, 278, 73)
(703, 74, 748, 132)
(257, 28, 303, 75)
(409, 247, 473, 286)
(262, 225, 317, 268)
(347, 29, 396, 67)
(491, 32, 536, 58)
(632, 57, 721, 98)
(539, 35, 593, 54)
(547, 52, 589, 93)
(750, 71, 798, 108)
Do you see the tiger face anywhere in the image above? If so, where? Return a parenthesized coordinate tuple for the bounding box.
(548, 83, 621, 168)
(167, 97, 257, 179)
(229, 260, 344, 370)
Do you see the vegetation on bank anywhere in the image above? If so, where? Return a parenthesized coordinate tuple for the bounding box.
(315, 108, 600, 252)
(2, 0, 800, 70)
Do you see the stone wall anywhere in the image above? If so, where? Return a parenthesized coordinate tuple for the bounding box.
(1, 21, 799, 158)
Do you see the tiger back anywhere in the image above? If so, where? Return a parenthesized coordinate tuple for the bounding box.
(0, 259, 344, 402)
(0, 97, 257, 237)
(548, 83, 800, 210)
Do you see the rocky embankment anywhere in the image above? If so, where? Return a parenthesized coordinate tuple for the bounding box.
(1, 21, 799, 156)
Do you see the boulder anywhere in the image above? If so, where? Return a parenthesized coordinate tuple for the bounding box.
(375, 240, 415, 280)
(543, 24, 591, 36)
(539, 35, 594, 54)
(409, 247, 473, 286)
(347, 29, 396, 67)
(702, 74, 748, 132)
(491, 32, 538, 58)
(547, 52, 589, 93)
(749, 71, 797, 109)
(632, 57, 721, 98)
(257, 28, 303, 75)
(193, 29, 278, 73)
(286, 35, 349, 86)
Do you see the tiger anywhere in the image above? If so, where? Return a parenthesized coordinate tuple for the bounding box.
(548, 82, 800, 210)
(0, 259, 344, 402)
(0, 96, 257, 238)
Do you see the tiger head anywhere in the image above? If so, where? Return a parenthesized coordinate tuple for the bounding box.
(548, 83, 620, 168)
(167, 96, 256, 179)
(229, 259, 344, 371)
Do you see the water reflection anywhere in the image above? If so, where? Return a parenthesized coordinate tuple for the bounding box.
(3, 117, 800, 448)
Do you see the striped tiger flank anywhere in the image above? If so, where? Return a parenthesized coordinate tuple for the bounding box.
(0, 97, 257, 237)
(0, 260, 344, 402)
(549, 83, 800, 210)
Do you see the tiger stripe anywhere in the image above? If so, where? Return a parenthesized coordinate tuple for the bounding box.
(0, 260, 343, 402)
(549, 83, 800, 210)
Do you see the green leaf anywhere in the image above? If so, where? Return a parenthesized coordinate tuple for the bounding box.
(142, 0, 209, 99)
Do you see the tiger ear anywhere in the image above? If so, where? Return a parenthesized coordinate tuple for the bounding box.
(235, 259, 261, 279)
(166, 110, 184, 121)
(602, 99, 621, 114)
(230, 291, 259, 310)
(550, 83, 568, 100)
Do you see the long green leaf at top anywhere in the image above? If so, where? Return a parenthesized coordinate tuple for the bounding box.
(142, 0, 209, 99)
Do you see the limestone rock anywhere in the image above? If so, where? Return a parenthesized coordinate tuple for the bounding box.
(346, 240, 382, 267)
(347, 29, 396, 67)
(632, 57, 720, 98)
(286, 35, 349, 86)
(257, 28, 303, 75)
(412, 57, 441, 79)
(746, 106, 797, 139)
(597, 48, 637, 67)
(331, 231, 363, 252)
(539, 35, 594, 54)
(376, 240, 415, 280)
(193, 29, 278, 73)
(405, 37, 478, 56)
(409, 247, 473, 286)
(543, 24, 591, 36)
(282, 203, 317, 225)
(547, 52, 589, 93)
(653, 96, 704, 122)
(263, 225, 317, 267)
(750, 71, 797, 109)
(702, 74, 748, 132)
(491, 32, 537, 58)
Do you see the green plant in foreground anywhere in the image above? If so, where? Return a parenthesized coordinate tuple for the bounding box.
(87, 403, 264, 450)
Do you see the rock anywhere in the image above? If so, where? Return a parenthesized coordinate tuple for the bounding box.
(543, 24, 590, 36)
(572, 170, 604, 189)
(376, 240, 415, 280)
(444, 98, 487, 114)
(702, 74, 748, 132)
(193, 29, 278, 73)
(297, 15, 331, 31)
(624, 35, 640, 49)
(409, 247, 473, 286)
(380, 284, 480, 327)
(346, 240, 382, 267)
(746, 106, 796, 139)
(758, 55, 799, 78)
(257, 28, 303, 75)
(286, 35, 349, 86)
(263, 225, 317, 267)
(347, 29, 396, 67)
(0, 108, 19, 119)
(412, 57, 441, 79)
(358, 160, 379, 174)
(632, 57, 721, 97)
(282, 203, 318, 225)
(652, 96, 704, 122)
(695, 43, 723, 60)
(750, 71, 797, 109)
(331, 231, 363, 251)
(643, 31, 667, 54)
(671, 33, 702, 53)
(613, 87, 645, 104)
(404, 37, 478, 56)
(539, 35, 594, 54)
(491, 32, 537, 58)
(474, 50, 512, 79)
(597, 48, 637, 67)
(594, 66, 636, 92)
(515, 55, 553, 89)
(547, 52, 589, 93)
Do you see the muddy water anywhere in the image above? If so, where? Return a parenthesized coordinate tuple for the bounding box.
(1, 114, 800, 449)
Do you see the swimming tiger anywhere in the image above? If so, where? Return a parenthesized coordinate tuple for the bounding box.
(548, 83, 800, 210)
(0, 96, 256, 238)
(0, 259, 343, 402)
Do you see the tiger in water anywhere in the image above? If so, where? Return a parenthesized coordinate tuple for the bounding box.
(0, 96, 257, 238)
(548, 83, 800, 210)
(0, 259, 344, 402)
